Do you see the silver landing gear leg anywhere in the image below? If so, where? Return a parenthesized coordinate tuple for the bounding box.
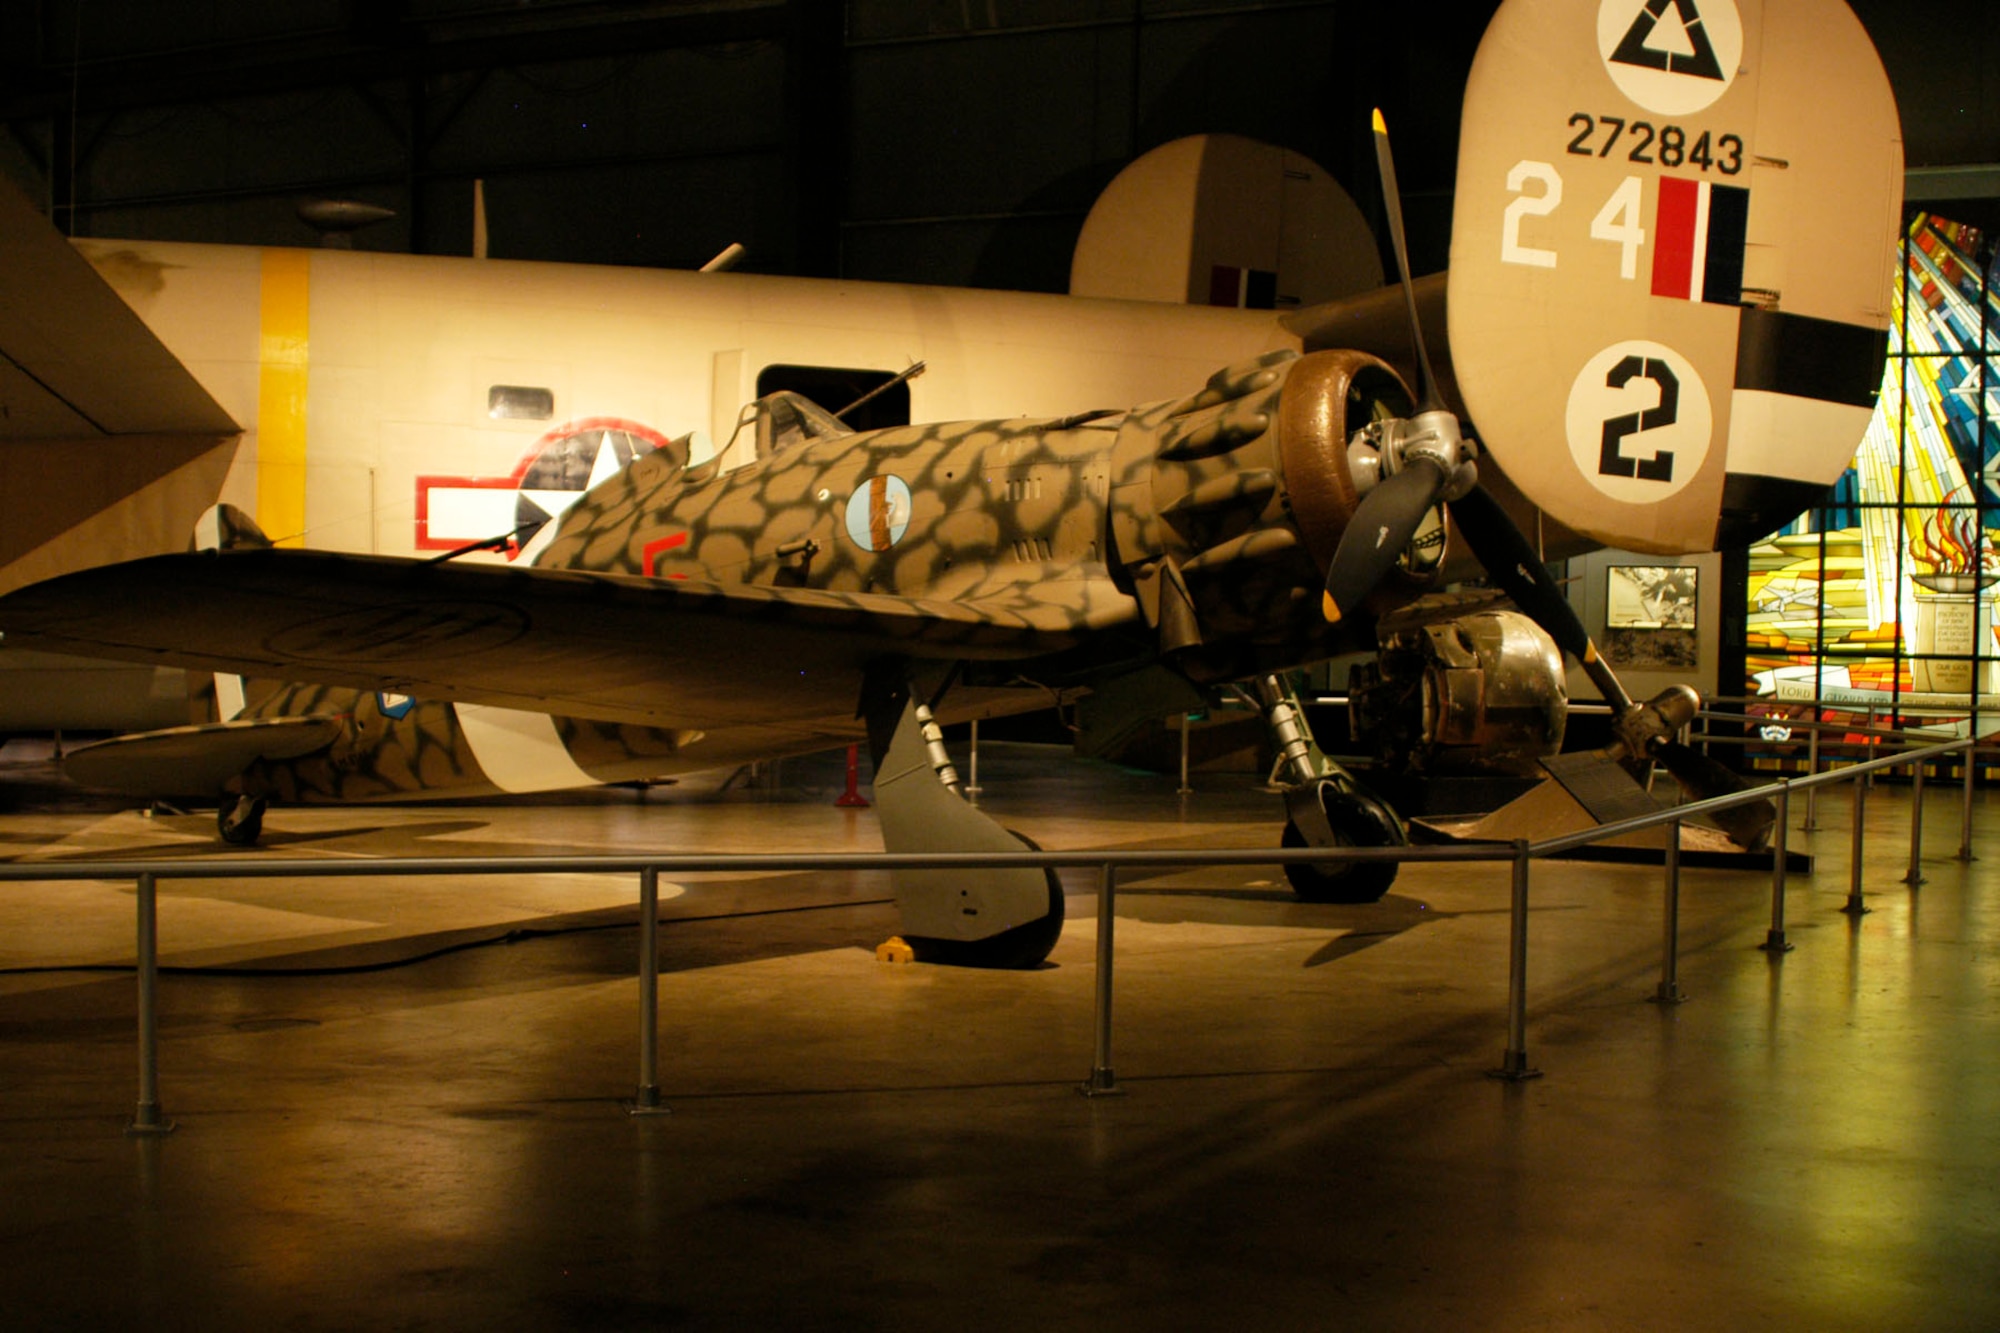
(1252, 674, 1406, 904)
(865, 680, 1063, 968)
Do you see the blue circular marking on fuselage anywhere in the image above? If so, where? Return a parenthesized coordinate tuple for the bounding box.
(844, 475, 912, 551)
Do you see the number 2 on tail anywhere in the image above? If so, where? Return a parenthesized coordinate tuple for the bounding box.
(1599, 356, 1679, 482)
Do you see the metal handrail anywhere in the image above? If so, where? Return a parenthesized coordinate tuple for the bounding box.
(0, 842, 1519, 887)
(1697, 712, 1994, 743)
(0, 736, 1952, 886)
(1529, 735, 1970, 857)
(10, 727, 1975, 1134)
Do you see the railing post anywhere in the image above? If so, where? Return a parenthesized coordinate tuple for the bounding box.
(1958, 736, 1977, 862)
(1843, 774, 1871, 917)
(1866, 705, 1878, 786)
(1177, 712, 1194, 797)
(1760, 783, 1794, 954)
(1905, 751, 1927, 887)
(1651, 818, 1688, 1004)
(965, 719, 983, 798)
(127, 872, 175, 1137)
(1081, 862, 1122, 1096)
(628, 866, 670, 1116)
(1801, 719, 1822, 831)
(1488, 842, 1542, 1082)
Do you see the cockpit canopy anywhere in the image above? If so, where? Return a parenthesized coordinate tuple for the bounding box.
(725, 389, 854, 462)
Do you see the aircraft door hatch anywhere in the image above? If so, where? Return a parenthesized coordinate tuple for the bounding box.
(755, 365, 911, 434)
(719, 363, 911, 467)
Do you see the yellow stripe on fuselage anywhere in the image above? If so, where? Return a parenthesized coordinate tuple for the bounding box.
(257, 249, 311, 547)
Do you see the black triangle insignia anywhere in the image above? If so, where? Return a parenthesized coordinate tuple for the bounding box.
(514, 493, 555, 531)
(1611, 0, 1725, 82)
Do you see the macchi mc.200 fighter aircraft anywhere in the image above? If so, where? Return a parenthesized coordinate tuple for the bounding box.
(0, 0, 1902, 966)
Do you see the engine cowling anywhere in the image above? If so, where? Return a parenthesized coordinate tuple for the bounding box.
(1106, 348, 1442, 678)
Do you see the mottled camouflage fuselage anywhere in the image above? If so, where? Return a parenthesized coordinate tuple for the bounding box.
(537, 346, 1424, 707)
(225, 681, 692, 805)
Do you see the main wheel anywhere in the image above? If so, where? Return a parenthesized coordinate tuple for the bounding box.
(905, 832, 1065, 969)
(1282, 786, 1403, 904)
(218, 795, 267, 846)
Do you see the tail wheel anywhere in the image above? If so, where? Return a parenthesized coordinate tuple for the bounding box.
(1282, 786, 1402, 904)
(218, 795, 267, 847)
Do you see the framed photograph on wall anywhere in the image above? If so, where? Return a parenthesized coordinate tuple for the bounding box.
(1605, 565, 1699, 668)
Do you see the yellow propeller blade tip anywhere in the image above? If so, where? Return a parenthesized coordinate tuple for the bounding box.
(1371, 107, 1386, 135)
(1584, 643, 1599, 664)
(1322, 590, 1344, 624)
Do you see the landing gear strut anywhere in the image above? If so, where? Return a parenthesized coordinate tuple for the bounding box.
(1252, 674, 1406, 903)
(864, 676, 1063, 968)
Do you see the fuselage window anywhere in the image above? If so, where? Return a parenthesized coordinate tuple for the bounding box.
(754, 365, 910, 433)
(488, 385, 555, 420)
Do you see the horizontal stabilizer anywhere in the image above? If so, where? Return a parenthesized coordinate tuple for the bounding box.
(64, 715, 346, 798)
(1538, 749, 1666, 828)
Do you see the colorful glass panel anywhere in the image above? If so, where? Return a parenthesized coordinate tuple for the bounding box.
(1743, 215, 1999, 767)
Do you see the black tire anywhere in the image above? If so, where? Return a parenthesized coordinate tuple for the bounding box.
(906, 832, 1065, 969)
(218, 795, 266, 847)
(1282, 788, 1402, 904)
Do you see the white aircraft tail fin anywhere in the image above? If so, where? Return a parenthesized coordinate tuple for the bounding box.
(193, 503, 273, 555)
(1070, 134, 1383, 310)
(192, 504, 270, 720)
(1446, 0, 1901, 555)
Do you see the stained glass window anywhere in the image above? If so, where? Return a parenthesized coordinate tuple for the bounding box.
(1742, 214, 1997, 773)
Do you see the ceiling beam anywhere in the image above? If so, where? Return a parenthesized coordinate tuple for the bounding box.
(0, 2, 787, 123)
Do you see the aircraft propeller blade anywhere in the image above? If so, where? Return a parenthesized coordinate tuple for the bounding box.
(1321, 109, 1462, 624)
(1371, 108, 1443, 415)
(1445, 487, 1614, 694)
(1651, 741, 1776, 849)
(1321, 457, 1445, 624)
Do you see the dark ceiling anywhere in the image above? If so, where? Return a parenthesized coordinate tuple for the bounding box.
(0, 0, 1992, 290)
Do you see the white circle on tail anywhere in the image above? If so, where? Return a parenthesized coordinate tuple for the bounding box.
(1564, 340, 1712, 504)
(1597, 0, 1742, 117)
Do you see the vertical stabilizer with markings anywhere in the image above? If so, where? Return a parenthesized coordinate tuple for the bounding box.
(1447, 0, 1902, 554)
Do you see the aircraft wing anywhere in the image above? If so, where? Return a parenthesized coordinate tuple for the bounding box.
(0, 179, 236, 440)
(0, 549, 1140, 731)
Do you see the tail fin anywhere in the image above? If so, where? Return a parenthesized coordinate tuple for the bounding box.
(193, 503, 273, 553)
(1445, 0, 1901, 555)
(189, 504, 269, 721)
